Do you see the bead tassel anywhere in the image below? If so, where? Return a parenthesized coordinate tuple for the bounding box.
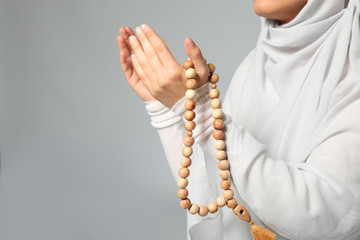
(249, 221, 277, 240)
(180, 58, 276, 240)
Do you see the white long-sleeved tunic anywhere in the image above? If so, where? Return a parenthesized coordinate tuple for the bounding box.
(144, 50, 360, 240)
(143, 1, 360, 239)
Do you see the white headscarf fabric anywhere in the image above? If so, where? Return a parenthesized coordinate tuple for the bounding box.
(187, 0, 360, 239)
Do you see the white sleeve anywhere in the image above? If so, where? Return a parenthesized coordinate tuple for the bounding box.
(145, 82, 360, 239)
(144, 83, 212, 183)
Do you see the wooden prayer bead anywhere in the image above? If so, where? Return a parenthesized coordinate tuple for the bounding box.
(199, 205, 208, 216)
(182, 146, 193, 157)
(212, 109, 223, 119)
(211, 84, 217, 89)
(208, 202, 218, 213)
(215, 150, 226, 160)
(226, 198, 237, 208)
(211, 98, 221, 109)
(214, 140, 225, 150)
(185, 68, 196, 79)
(184, 121, 196, 131)
(179, 167, 190, 178)
(183, 136, 194, 147)
(186, 89, 196, 99)
(180, 198, 192, 209)
(187, 131, 193, 137)
(223, 189, 234, 199)
(177, 178, 189, 188)
(183, 60, 194, 69)
(208, 63, 215, 73)
(185, 100, 196, 111)
(209, 89, 220, 99)
(218, 160, 229, 170)
(184, 111, 196, 121)
(180, 157, 192, 167)
(216, 196, 226, 207)
(213, 119, 224, 129)
(189, 203, 199, 215)
(213, 130, 224, 140)
(219, 170, 230, 180)
(186, 79, 197, 89)
(233, 204, 251, 222)
(209, 73, 219, 83)
(177, 189, 188, 199)
(220, 179, 231, 190)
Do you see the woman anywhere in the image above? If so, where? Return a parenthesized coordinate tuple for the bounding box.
(117, 0, 360, 239)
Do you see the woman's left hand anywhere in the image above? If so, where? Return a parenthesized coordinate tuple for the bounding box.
(124, 24, 209, 109)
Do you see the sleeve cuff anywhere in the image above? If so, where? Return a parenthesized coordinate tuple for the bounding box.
(144, 83, 211, 129)
(144, 100, 182, 129)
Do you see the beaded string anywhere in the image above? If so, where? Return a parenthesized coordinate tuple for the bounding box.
(177, 59, 276, 240)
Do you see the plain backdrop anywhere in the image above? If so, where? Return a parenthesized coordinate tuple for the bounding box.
(0, 0, 260, 239)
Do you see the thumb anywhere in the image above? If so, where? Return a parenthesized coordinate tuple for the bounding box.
(184, 37, 209, 85)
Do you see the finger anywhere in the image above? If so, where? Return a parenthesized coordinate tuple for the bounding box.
(119, 27, 135, 55)
(125, 26, 135, 36)
(184, 37, 208, 80)
(117, 35, 136, 80)
(135, 26, 164, 71)
(118, 29, 131, 61)
(130, 53, 154, 93)
(140, 24, 178, 67)
(128, 35, 154, 79)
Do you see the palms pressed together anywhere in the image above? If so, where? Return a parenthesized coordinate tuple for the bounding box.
(117, 24, 209, 108)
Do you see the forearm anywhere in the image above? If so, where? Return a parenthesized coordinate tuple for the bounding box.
(192, 93, 360, 239)
(222, 116, 360, 239)
(144, 83, 211, 182)
(146, 81, 360, 239)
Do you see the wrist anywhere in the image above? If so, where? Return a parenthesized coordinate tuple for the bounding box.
(144, 100, 182, 129)
(171, 83, 210, 116)
(144, 82, 211, 129)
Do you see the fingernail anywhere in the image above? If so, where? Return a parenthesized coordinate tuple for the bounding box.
(186, 37, 195, 48)
(135, 26, 142, 35)
(129, 35, 136, 44)
(141, 24, 149, 32)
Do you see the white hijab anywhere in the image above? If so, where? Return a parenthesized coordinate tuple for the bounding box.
(187, 0, 360, 239)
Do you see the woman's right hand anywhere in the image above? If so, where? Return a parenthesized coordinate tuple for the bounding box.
(117, 26, 157, 102)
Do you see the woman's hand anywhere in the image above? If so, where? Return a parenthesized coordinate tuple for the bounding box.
(117, 26, 156, 102)
(117, 24, 209, 109)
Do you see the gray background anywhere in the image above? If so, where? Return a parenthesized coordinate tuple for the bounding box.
(0, 0, 260, 239)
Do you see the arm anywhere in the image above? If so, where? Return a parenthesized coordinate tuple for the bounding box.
(219, 109, 360, 239)
(146, 80, 360, 240)
(144, 83, 211, 182)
